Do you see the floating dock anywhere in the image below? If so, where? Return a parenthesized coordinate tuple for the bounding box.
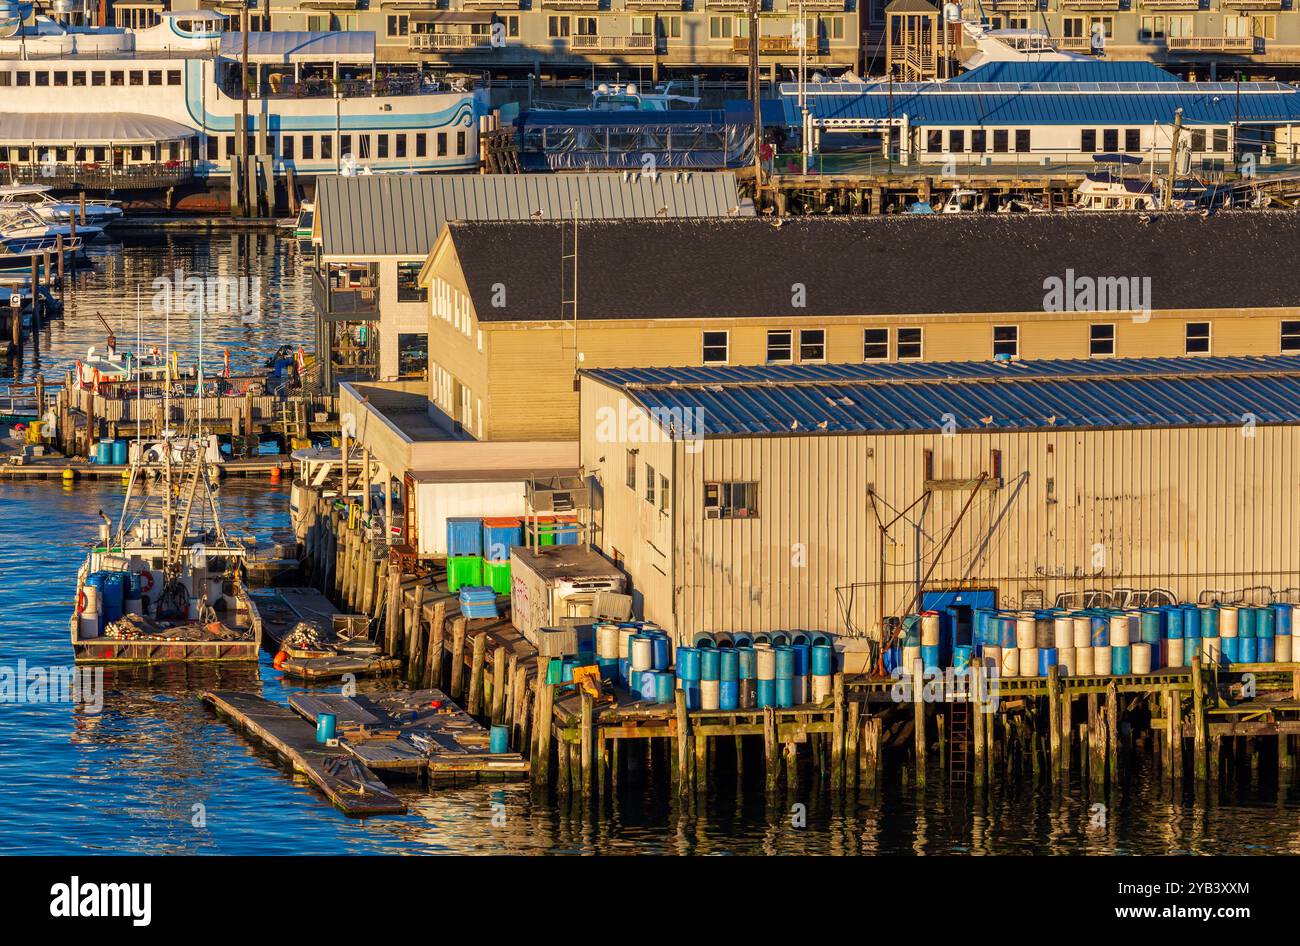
(202, 690, 406, 816)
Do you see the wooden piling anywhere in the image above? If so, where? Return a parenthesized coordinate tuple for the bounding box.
(406, 583, 425, 685)
(468, 632, 487, 717)
(675, 688, 691, 797)
(1047, 665, 1062, 779)
(532, 665, 554, 789)
(846, 699, 860, 791)
(511, 661, 528, 748)
(580, 691, 594, 798)
(972, 668, 987, 787)
(449, 617, 467, 699)
(1169, 686, 1183, 784)
(384, 564, 400, 655)
(1191, 656, 1207, 784)
(763, 706, 779, 795)
(912, 659, 926, 788)
(492, 646, 507, 725)
(862, 716, 880, 790)
(831, 672, 845, 790)
(1106, 681, 1120, 787)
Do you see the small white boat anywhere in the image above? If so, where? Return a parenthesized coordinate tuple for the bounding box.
(293, 201, 314, 240)
(939, 188, 985, 214)
(0, 204, 103, 244)
(74, 344, 190, 387)
(1073, 156, 1158, 211)
(0, 184, 122, 226)
(589, 81, 702, 112)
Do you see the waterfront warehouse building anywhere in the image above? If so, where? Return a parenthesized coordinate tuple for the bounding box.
(419, 212, 1300, 445)
(578, 357, 1300, 659)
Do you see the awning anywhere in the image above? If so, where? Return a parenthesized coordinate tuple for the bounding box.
(218, 31, 376, 64)
(0, 112, 197, 143)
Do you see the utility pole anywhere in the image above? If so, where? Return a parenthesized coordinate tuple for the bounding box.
(238, 0, 250, 217)
(749, 0, 762, 195)
(1163, 106, 1183, 210)
(799, 0, 809, 174)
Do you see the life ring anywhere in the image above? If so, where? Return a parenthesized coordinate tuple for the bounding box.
(273, 650, 289, 670)
(77, 589, 86, 614)
(139, 571, 155, 593)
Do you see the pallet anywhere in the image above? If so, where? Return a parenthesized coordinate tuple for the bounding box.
(202, 690, 405, 816)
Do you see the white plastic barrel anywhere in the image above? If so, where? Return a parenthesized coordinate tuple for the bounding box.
(811, 674, 832, 702)
(81, 583, 100, 616)
(1200, 636, 1222, 665)
(1001, 646, 1020, 677)
(1109, 614, 1131, 648)
(1220, 606, 1239, 638)
(920, 611, 941, 647)
(1277, 635, 1293, 663)
(1015, 616, 1036, 650)
(631, 636, 653, 672)
(1166, 638, 1185, 668)
(1094, 645, 1113, 676)
(78, 612, 101, 638)
(1058, 646, 1076, 676)
(598, 623, 619, 659)
(901, 645, 921, 675)
(1076, 646, 1095, 676)
(1053, 617, 1073, 649)
(1072, 616, 1091, 650)
(1019, 647, 1039, 678)
(1131, 642, 1152, 675)
(982, 645, 1001, 670)
(618, 627, 637, 660)
(756, 645, 778, 680)
(794, 675, 808, 704)
(700, 679, 721, 711)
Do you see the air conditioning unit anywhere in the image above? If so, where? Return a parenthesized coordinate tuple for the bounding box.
(526, 475, 589, 514)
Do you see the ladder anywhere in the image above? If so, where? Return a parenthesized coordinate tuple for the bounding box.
(279, 397, 307, 443)
(948, 700, 972, 787)
(169, 439, 206, 563)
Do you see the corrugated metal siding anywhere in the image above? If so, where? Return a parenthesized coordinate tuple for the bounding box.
(316, 172, 748, 258)
(670, 426, 1300, 639)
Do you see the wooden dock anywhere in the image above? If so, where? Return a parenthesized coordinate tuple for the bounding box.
(0, 456, 291, 480)
(257, 586, 400, 679)
(202, 690, 406, 816)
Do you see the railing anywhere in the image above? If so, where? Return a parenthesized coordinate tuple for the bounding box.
(1220, 0, 1282, 7)
(539, 0, 601, 8)
(706, 0, 750, 8)
(0, 161, 195, 191)
(984, 0, 1041, 8)
(312, 270, 379, 320)
(572, 34, 656, 52)
(1140, 0, 1202, 6)
(797, 0, 848, 8)
(624, 0, 684, 8)
(219, 75, 431, 100)
(1166, 36, 1254, 51)
(733, 35, 802, 53)
(409, 33, 495, 51)
(1056, 36, 1096, 50)
(462, 0, 521, 6)
(1059, 0, 1122, 8)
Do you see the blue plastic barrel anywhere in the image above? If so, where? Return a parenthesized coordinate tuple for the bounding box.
(700, 648, 721, 681)
(998, 618, 1017, 649)
(651, 635, 671, 671)
(1038, 647, 1058, 676)
(1164, 607, 1184, 639)
(316, 713, 336, 743)
(953, 645, 973, 671)
(683, 683, 701, 711)
(1111, 645, 1132, 675)
(639, 671, 658, 701)
(791, 643, 810, 678)
(489, 724, 508, 754)
(719, 648, 739, 682)
(774, 646, 795, 679)
(1273, 603, 1294, 637)
(756, 678, 776, 709)
(1222, 637, 1241, 664)
(1139, 610, 1161, 645)
(732, 632, 754, 648)
(110, 439, 127, 466)
(100, 573, 126, 622)
(655, 672, 675, 704)
(1258, 638, 1276, 663)
(1240, 607, 1258, 639)
(921, 645, 942, 673)
(1181, 606, 1201, 640)
(618, 658, 630, 687)
(96, 438, 113, 464)
(775, 677, 795, 708)
(628, 669, 642, 698)
(811, 644, 833, 676)
(1258, 608, 1276, 639)
(736, 646, 755, 680)
(1241, 638, 1259, 662)
(719, 680, 739, 711)
(1201, 607, 1220, 639)
(771, 632, 790, 647)
(677, 646, 701, 681)
(1090, 616, 1109, 647)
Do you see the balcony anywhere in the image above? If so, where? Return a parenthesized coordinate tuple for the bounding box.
(1059, 0, 1122, 8)
(409, 32, 495, 51)
(1139, 0, 1201, 6)
(1220, 0, 1282, 7)
(1, 160, 195, 191)
(1056, 36, 1096, 50)
(733, 35, 801, 53)
(1166, 35, 1255, 51)
(571, 34, 656, 52)
(539, 0, 601, 8)
(625, 0, 685, 8)
(313, 265, 379, 322)
(796, 0, 848, 8)
(984, 0, 1041, 9)
(707, 0, 751, 9)
(461, 0, 521, 7)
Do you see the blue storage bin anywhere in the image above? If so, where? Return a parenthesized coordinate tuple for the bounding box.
(447, 517, 483, 557)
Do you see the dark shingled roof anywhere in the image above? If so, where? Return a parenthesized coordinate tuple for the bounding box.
(443, 212, 1300, 323)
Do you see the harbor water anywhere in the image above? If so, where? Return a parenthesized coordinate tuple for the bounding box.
(3, 235, 1300, 854)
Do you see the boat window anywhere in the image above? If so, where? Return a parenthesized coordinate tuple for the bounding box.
(1185, 322, 1211, 355)
(149, 70, 163, 86)
(415, 133, 427, 158)
(864, 328, 889, 361)
(72, 71, 86, 86)
(168, 70, 182, 86)
(35, 71, 49, 87)
(130, 71, 144, 87)
(702, 330, 729, 365)
(53, 71, 68, 87)
(1089, 324, 1115, 358)
(15, 71, 29, 86)
(0, 72, 9, 88)
(993, 325, 1018, 358)
(92, 71, 106, 87)
(766, 330, 793, 364)
(1282, 321, 1300, 353)
(110, 71, 125, 86)
(897, 327, 923, 360)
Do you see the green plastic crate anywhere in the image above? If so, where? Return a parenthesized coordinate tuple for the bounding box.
(526, 520, 557, 546)
(483, 560, 511, 595)
(446, 555, 483, 592)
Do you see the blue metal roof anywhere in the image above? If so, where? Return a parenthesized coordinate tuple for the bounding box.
(780, 81, 1300, 126)
(950, 61, 1180, 84)
(586, 357, 1300, 438)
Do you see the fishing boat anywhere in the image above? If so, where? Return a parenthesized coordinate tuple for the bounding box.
(0, 184, 122, 225)
(1072, 154, 1158, 211)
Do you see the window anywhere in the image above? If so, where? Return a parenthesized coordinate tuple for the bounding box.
(397, 333, 427, 379)
(340, 134, 352, 159)
(626, 450, 637, 490)
(659, 15, 681, 39)
(1190, 129, 1206, 153)
(359, 135, 371, 159)
(993, 129, 1009, 153)
(91, 70, 105, 87)
(1014, 129, 1030, 153)
(1090, 323, 1116, 357)
(302, 135, 314, 160)
(1063, 16, 1084, 38)
(148, 70, 162, 85)
(1091, 16, 1113, 38)
(1139, 15, 1164, 41)
(766, 329, 793, 363)
(993, 325, 1018, 358)
(129, 70, 144, 86)
(971, 129, 986, 153)
(34, 71, 48, 86)
(437, 132, 448, 157)
(456, 131, 467, 155)
(415, 133, 427, 158)
(321, 135, 333, 160)
(949, 129, 964, 153)
(702, 330, 729, 365)
(799, 329, 826, 362)
(659, 473, 670, 513)
(864, 328, 889, 360)
(376, 135, 388, 159)
(548, 15, 570, 37)
(282, 135, 295, 160)
(1185, 322, 1211, 355)
(897, 327, 922, 360)
(1124, 129, 1140, 153)
(645, 465, 657, 505)
(53, 70, 67, 86)
(397, 261, 426, 302)
(387, 14, 408, 36)
(1103, 129, 1119, 152)
(395, 134, 407, 159)
(1280, 320, 1300, 352)
(206, 136, 218, 160)
(110, 70, 124, 86)
(167, 69, 182, 86)
(1213, 128, 1228, 152)
(704, 482, 758, 520)
(927, 130, 943, 153)
(1081, 129, 1097, 152)
(1168, 15, 1193, 38)
(575, 16, 596, 35)
(224, 135, 235, 157)
(1253, 14, 1276, 39)
(709, 15, 733, 39)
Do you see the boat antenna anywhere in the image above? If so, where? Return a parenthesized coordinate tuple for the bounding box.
(114, 285, 144, 545)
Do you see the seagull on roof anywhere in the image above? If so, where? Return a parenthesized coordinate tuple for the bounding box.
(657, 206, 668, 217)
(980, 415, 994, 425)
(1138, 213, 1151, 224)
(1046, 415, 1057, 424)
(531, 209, 544, 219)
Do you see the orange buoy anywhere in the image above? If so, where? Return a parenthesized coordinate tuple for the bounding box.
(269, 466, 282, 482)
(273, 650, 289, 670)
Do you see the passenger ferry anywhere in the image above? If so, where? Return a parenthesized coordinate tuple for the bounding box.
(0, 8, 486, 189)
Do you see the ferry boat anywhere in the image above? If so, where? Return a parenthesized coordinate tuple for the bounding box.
(0, 9, 486, 190)
(70, 432, 261, 663)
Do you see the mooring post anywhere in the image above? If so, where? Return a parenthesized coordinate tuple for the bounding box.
(675, 687, 691, 797)
(695, 717, 708, 796)
(492, 646, 507, 724)
(1191, 656, 1207, 784)
(468, 632, 487, 717)
(912, 658, 926, 788)
(449, 616, 467, 699)
(846, 699, 861, 792)
(763, 706, 779, 795)
(1106, 681, 1120, 787)
(511, 661, 527, 747)
(863, 715, 880, 790)
(831, 672, 845, 790)
(533, 665, 554, 789)
(406, 582, 425, 686)
(1087, 694, 1104, 789)
(425, 600, 446, 690)
(973, 667, 987, 787)
(1170, 686, 1184, 785)
(556, 729, 571, 799)
(1047, 665, 1062, 781)
(504, 652, 518, 728)
(580, 690, 594, 798)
